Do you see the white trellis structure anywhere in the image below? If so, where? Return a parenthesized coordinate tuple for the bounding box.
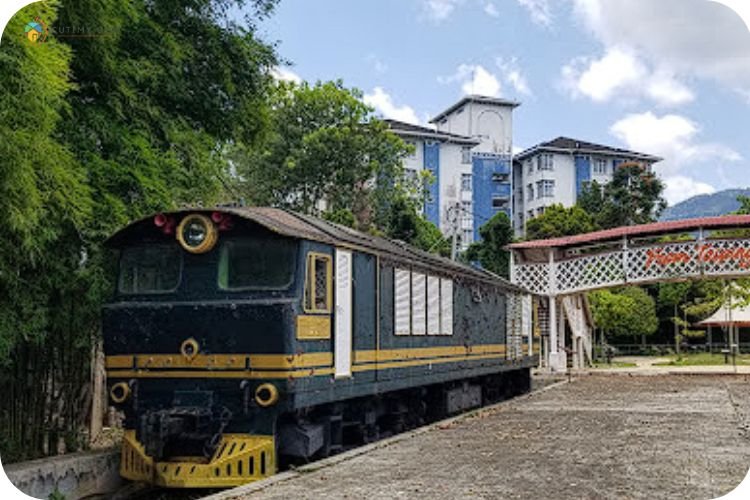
(508, 215, 750, 372)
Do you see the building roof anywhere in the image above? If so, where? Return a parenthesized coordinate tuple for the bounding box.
(514, 136, 662, 163)
(507, 214, 750, 250)
(698, 303, 750, 327)
(107, 206, 526, 291)
(384, 119, 480, 145)
(429, 95, 521, 124)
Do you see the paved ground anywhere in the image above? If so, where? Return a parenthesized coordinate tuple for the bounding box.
(217, 375, 750, 500)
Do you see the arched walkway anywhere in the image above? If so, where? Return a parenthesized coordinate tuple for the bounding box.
(507, 215, 750, 372)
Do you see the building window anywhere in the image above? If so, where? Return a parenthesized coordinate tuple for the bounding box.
(492, 173, 509, 183)
(537, 180, 555, 198)
(462, 228, 473, 246)
(405, 168, 419, 183)
(461, 173, 472, 191)
(537, 153, 554, 171)
(526, 160, 533, 175)
(526, 183, 534, 201)
(537, 207, 546, 216)
(405, 141, 418, 160)
(461, 146, 472, 164)
(492, 198, 509, 210)
(593, 157, 607, 174)
(527, 210, 534, 220)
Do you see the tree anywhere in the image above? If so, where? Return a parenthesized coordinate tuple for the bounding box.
(1, 0, 281, 461)
(385, 198, 451, 256)
(463, 211, 514, 278)
(579, 162, 667, 229)
(736, 195, 750, 214)
(234, 80, 412, 228)
(525, 204, 598, 241)
(589, 287, 659, 343)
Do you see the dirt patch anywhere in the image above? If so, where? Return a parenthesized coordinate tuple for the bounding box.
(232, 375, 750, 500)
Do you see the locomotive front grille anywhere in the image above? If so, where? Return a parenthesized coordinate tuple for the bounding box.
(120, 430, 276, 488)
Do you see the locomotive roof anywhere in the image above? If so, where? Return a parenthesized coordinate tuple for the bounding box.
(106, 206, 527, 293)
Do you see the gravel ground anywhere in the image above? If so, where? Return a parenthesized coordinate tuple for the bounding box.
(230, 375, 750, 500)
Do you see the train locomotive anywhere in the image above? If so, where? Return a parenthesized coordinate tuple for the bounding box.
(103, 207, 539, 488)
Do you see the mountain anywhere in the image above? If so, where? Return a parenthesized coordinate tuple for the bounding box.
(660, 188, 750, 221)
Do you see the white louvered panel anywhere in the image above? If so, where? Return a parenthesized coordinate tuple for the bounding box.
(394, 268, 411, 335)
(426, 275, 440, 335)
(440, 278, 453, 336)
(334, 249, 352, 378)
(411, 272, 426, 335)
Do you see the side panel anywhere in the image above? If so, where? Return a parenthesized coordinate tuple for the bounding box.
(334, 249, 353, 378)
(575, 155, 591, 196)
(424, 141, 441, 226)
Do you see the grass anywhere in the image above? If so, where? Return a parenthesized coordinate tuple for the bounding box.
(652, 352, 750, 366)
(592, 361, 638, 369)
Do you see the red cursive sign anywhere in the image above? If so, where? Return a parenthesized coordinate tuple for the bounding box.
(645, 244, 750, 270)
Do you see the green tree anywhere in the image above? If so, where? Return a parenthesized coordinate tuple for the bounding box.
(579, 162, 667, 229)
(463, 211, 514, 278)
(233, 80, 411, 228)
(385, 198, 450, 256)
(525, 204, 598, 241)
(0, 0, 280, 461)
(589, 287, 659, 343)
(0, 0, 92, 461)
(736, 195, 750, 214)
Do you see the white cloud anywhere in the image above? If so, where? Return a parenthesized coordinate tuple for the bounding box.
(610, 111, 737, 205)
(610, 112, 741, 176)
(270, 66, 302, 84)
(422, 0, 465, 21)
(561, 47, 694, 106)
(484, 2, 499, 17)
(438, 64, 502, 97)
(364, 87, 421, 125)
(517, 0, 552, 27)
(497, 57, 532, 96)
(571, 0, 750, 101)
(645, 71, 695, 107)
(663, 175, 716, 205)
(366, 54, 388, 75)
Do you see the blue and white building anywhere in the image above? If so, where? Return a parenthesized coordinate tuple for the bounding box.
(387, 95, 519, 249)
(512, 137, 662, 236)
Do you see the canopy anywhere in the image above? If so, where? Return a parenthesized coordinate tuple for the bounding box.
(697, 303, 750, 327)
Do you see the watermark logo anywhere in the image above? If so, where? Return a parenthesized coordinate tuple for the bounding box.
(23, 16, 47, 43)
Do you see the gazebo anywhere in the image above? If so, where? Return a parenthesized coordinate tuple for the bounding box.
(697, 301, 750, 354)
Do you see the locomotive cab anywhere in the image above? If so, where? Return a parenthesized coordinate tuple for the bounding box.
(104, 209, 323, 487)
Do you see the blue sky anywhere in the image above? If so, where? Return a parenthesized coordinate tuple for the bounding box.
(257, 0, 750, 206)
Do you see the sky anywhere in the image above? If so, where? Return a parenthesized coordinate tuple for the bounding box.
(256, 0, 750, 206)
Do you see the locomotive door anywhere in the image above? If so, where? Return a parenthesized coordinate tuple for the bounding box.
(334, 249, 353, 378)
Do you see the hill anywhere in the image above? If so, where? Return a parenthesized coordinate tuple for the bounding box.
(660, 189, 750, 221)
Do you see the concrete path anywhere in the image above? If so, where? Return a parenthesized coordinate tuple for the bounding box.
(590, 356, 750, 375)
(206, 375, 750, 500)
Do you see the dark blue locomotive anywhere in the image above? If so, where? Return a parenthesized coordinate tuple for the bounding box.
(103, 207, 539, 488)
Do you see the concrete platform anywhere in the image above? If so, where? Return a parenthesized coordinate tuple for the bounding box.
(206, 375, 750, 500)
(4, 448, 121, 500)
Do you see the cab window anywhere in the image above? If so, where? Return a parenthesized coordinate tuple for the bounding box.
(304, 253, 332, 312)
(218, 236, 297, 290)
(119, 245, 182, 294)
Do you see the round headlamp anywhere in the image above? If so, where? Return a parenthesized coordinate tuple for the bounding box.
(110, 382, 131, 404)
(177, 214, 218, 254)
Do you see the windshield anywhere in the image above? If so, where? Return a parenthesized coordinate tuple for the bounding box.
(118, 245, 182, 294)
(218, 236, 297, 290)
